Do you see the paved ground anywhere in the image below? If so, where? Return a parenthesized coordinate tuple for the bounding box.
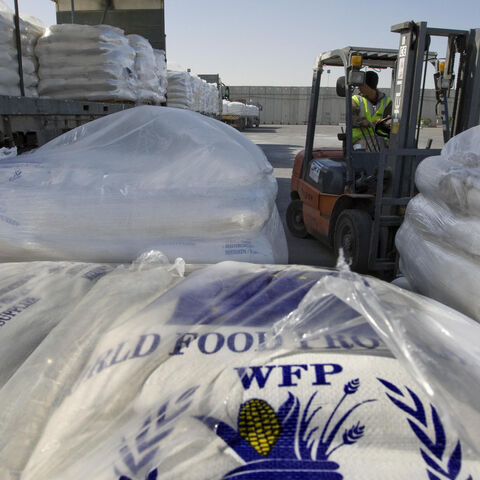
(243, 124, 445, 268)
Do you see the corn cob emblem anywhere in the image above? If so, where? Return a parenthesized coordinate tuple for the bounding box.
(238, 399, 282, 455)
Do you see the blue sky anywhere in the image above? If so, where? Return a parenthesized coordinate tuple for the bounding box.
(4, 0, 480, 86)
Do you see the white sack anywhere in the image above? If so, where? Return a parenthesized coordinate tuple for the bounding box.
(397, 125, 480, 321)
(0, 106, 287, 264)
(0, 261, 113, 387)
(0, 261, 476, 479)
(36, 24, 136, 102)
(396, 217, 480, 322)
(0, 254, 183, 478)
(0, 2, 44, 97)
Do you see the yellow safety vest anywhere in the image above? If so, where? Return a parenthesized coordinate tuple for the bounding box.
(352, 95, 392, 144)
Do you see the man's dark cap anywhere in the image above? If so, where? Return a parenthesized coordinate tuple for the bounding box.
(365, 71, 379, 89)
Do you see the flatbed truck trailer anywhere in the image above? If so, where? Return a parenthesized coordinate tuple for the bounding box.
(0, 96, 134, 151)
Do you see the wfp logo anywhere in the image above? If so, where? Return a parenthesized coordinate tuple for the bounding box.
(198, 379, 376, 479)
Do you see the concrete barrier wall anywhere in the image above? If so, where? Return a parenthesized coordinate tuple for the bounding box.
(229, 86, 445, 126)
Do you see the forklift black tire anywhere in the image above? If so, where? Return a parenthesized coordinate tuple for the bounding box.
(333, 209, 372, 273)
(286, 200, 308, 238)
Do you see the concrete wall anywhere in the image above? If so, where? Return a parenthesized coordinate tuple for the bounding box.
(229, 86, 444, 125)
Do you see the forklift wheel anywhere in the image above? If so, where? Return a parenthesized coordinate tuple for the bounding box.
(333, 209, 372, 273)
(286, 200, 308, 238)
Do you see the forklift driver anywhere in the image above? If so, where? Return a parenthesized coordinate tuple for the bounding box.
(352, 71, 392, 151)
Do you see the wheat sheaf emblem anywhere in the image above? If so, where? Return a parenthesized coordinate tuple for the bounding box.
(197, 378, 375, 479)
(378, 379, 473, 480)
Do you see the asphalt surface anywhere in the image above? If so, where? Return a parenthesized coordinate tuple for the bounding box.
(243, 124, 445, 268)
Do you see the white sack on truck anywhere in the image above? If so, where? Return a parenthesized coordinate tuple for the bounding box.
(396, 125, 480, 322)
(0, 260, 478, 479)
(127, 34, 164, 105)
(167, 69, 194, 109)
(0, 105, 287, 264)
(36, 24, 136, 102)
(153, 49, 167, 102)
(0, 1, 44, 97)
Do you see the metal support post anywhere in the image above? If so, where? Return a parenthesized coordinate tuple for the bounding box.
(13, 0, 25, 97)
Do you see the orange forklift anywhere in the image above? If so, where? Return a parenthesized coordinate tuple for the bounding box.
(286, 21, 480, 275)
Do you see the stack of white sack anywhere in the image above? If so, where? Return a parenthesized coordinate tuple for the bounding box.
(0, 260, 115, 388)
(396, 125, 480, 322)
(223, 100, 247, 116)
(206, 82, 220, 115)
(0, 105, 287, 264)
(153, 49, 167, 103)
(36, 24, 136, 102)
(127, 34, 163, 105)
(0, 1, 45, 97)
(0, 259, 479, 479)
(190, 74, 205, 112)
(166, 69, 194, 109)
(246, 104, 259, 117)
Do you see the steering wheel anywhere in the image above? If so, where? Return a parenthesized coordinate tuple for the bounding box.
(375, 115, 392, 137)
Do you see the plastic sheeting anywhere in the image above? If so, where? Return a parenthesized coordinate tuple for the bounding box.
(0, 258, 478, 479)
(0, 260, 114, 387)
(36, 24, 137, 102)
(128, 34, 164, 105)
(166, 70, 194, 110)
(396, 126, 480, 322)
(153, 49, 167, 103)
(0, 0, 44, 97)
(0, 105, 287, 264)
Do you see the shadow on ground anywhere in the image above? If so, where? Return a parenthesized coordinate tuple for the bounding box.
(244, 127, 279, 133)
(275, 178, 337, 267)
(257, 144, 301, 168)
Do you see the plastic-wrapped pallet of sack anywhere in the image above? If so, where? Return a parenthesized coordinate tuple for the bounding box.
(167, 69, 194, 109)
(0, 105, 287, 264)
(128, 34, 163, 105)
(396, 125, 480, 321)
(228, 101, 247, 116)
(0, 1, 45, 97)
(207, 83, 220, 115)
(153, 49, 167, 102)
(1, 259, 479, 479)
(0, 252, 184, 479)
(189, 75, 205, 112)
(36, 24, 136, 102)
(0, 261, 114, 387)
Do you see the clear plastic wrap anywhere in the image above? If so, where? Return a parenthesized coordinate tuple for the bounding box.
(0, 259, 478, 479)
(397, 125, 480, 321)
(0, 261, 114, 387)
(153, 49, 167, 102)
(0, 106, 287, 264)
(166, 70, 194, 109)
(127, 34, 163, 105)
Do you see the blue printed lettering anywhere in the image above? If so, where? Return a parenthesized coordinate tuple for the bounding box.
(278, 364, 308, 387)
(198, 332, 224, 354)
(351, 335, 379, 349)
(131, 334, 161, 359)
(169, 332, 198, 355)
(311, 363, 343, 385)
(108, 342, 131, 367)
(86, 349, 113, 379)
(325, 334, 354, 349)
(227, 332, 253, 353)
(235, 366, 276, 390)
(256, 331, 282, 351)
